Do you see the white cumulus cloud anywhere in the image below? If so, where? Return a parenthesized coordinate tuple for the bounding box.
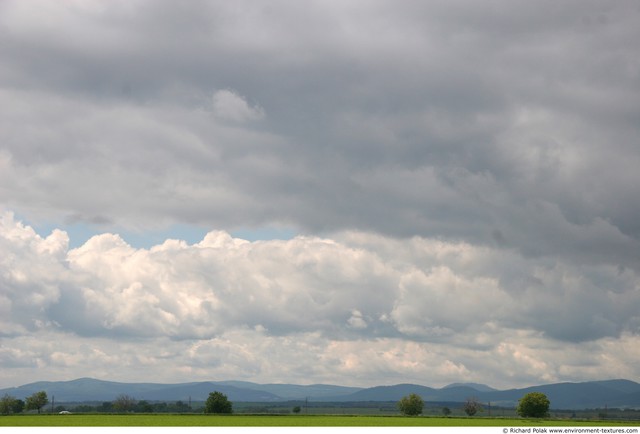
(2, 213, 640, 388)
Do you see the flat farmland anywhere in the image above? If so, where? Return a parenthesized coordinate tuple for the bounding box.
(1, 414, 639, 427)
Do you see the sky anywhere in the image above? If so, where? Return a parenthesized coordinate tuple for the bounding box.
(1, 0, 640, 390)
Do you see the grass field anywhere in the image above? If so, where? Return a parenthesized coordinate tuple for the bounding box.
(1, 414, 639, 427)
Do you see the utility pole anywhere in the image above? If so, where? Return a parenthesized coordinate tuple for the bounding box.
(51, 396, 55, 413)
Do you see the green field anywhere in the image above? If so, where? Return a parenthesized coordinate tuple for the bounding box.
(1, 414, 639, 427)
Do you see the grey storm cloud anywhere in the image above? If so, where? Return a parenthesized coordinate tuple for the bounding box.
(1, 0, 640, 388)
(2, 1, 638, 245)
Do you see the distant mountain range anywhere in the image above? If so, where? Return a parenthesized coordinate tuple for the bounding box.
(2, 378, 640, 410)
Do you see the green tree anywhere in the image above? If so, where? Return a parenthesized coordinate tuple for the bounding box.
(442, 406, 451, 416)
(517, 392, 550, 418)
(292, 405, 301, 414)
(25, 391, 48, 414)
(397, 393, 424, 416)
(173, 400, 191, 413)
(12, 399, 25, 414)
(112, 394, 137, 413)
(98, 401, 113, 412)
(204, 391, 233, 414)
(0, 394, 17, 415)
(463, 397, 483, 416)
(135, 400, 153, 413)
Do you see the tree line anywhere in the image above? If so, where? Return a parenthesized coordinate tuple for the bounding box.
(1, 391, 49, 414)
(0, 390, 234, 415)
(1, 391, 198, 414)
(398, 391, 551, 418)
(3, 389, 550, 418)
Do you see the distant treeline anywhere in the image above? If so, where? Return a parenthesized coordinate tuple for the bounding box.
(57, 400, 640, 420)
(62, 400, 199, 414)
(6, 397, 640, 421)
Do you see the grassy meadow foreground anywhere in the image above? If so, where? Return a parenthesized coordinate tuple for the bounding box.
(2, 414, 640, 427)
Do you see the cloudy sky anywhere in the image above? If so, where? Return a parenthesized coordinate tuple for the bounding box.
(1, 0, 640, 390)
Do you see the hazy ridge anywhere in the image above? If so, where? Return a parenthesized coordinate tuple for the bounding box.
(2, 378, 640, 409)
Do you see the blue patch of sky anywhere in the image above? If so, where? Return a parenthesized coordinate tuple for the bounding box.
(230, 227, 297, 242)
(118, 224, 212, 249)
(21, 213, 297, 249)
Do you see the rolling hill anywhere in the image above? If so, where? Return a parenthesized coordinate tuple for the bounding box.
(2, 377, 639, 409)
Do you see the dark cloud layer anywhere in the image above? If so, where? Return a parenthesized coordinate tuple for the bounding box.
(1, 0, 640, 388)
